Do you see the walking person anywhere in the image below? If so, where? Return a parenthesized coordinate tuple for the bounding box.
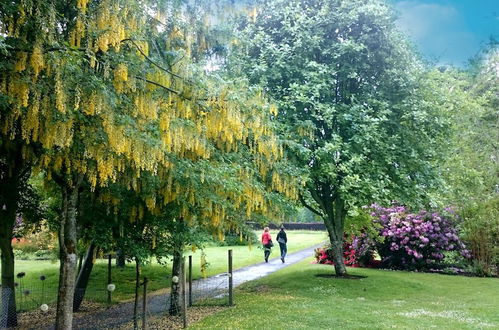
(276, 225, 287, 263)
(261, 227, 273, 262)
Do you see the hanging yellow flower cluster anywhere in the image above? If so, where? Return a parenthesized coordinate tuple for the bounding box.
(30, 45, 45, 78)
(94, 1, 127, 52)
(1, 0, 299, 234)
(113, 63, 128, 93)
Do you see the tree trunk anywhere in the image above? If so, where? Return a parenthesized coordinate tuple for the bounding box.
(116, 249, 125, 268)
(323, 197, 347, 276)
(73, 242, 97, 311)
(0, 176, 22, 327)
(77, 252, 84, 274)
(0, 226, 16, 328)
(169, 244, 183, 316)
(55, 179, 80, 330)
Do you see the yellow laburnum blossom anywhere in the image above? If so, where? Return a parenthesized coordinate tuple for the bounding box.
(14, 52, 27, 72)
(113, 63, 128, 92)
(54, 73, 66, 113)
(77, 0, 89, 14)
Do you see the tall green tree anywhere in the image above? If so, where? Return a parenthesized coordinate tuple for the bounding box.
(230, 0, 447, 275)
(442, 46, 498, 205)
(434, 45, 499, 275)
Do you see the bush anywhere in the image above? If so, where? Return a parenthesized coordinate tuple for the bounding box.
(12, 221, 57, 253)
(314, 237, 379, 268)
(314, 241, 357, 266)
(369, 204, 469, 270)
(460, 197, 499, 276)
(12, 238, 39, 254)
(13, 248, 57, 260)
(34, 249, 57, 260)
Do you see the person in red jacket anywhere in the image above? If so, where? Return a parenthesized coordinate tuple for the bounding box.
(261, 227, 273, 262)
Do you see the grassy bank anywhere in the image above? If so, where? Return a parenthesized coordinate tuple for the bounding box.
(191, 260, 499, 329)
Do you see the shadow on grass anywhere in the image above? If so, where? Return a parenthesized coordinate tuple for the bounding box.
(315, 274, 367, 280)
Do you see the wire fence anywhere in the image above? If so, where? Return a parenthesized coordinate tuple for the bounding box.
(189, 272, 230, 307)
(0, 283, 110, 313)
(2, 250, 234, 329)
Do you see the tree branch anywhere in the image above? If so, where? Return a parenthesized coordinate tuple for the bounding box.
(122, 39, 185, 81)
(134, 76, 181, 96)
(309, 185, 328, 216)
(298, 192, 324, 217)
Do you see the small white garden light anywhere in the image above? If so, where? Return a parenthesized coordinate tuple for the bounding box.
(40, 304, 49, 312)
(107, 283, 116, 292)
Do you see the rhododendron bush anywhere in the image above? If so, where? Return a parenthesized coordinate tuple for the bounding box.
(315, 204, 470, 271)
(370, 204, 470, 269)
(314, 234, 379, 268)
(315, 241, 359, 267)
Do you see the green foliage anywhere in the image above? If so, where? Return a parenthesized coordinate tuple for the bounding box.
(232, 0, 446, 208)
(460, 197, 499, 276)
(13, 249, 56, 260)
(227, 0, 449, 275)
(291, 208, 322, 223)
(343, 208, 379, 239)
(435, 45, 498, 206)
(218, 227, 258, 246)
(12, 227, 58, 260)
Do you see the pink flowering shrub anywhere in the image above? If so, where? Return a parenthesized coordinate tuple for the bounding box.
(370, 204, 470, 270)
(314, 240, 359, 267)
(314, 236, 380, 268)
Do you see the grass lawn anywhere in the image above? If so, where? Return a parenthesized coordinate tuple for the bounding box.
(6, 230, 327, 310)
(190, 259, 499, 329)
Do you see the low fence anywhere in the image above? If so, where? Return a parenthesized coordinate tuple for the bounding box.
(1, 250, 234, 329)
(247, 222, 326, 231)
(187, 251, 233, 308)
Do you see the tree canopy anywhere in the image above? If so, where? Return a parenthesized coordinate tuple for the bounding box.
(229, 0, 449, 275)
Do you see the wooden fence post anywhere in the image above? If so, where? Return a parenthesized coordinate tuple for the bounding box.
(228, 249, 233, 306)
(188, 255, 193, 307)
(182, 257, 187, 329)
(107, 254, 112, 305)
(142, 277, 148, 330)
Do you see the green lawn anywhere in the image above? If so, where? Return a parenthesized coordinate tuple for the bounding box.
(191, 260, 499, 329)
(6, 230, 326, 310)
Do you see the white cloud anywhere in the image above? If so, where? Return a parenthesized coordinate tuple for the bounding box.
(394, 1, 480, 65)
(395, 1, 459, 39)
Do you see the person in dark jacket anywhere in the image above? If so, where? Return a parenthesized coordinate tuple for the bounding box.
(276, 225, 287, 263)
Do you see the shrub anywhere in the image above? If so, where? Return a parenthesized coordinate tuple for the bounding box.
(369, 204, 469, 270)
(314, 242, 358, 267)
(12, 220, 57, 252)
(314, 237, 379, 268)
(350, 233, 379, 267)
(12, 238, 39, 254)
(460, 197, 499, 276)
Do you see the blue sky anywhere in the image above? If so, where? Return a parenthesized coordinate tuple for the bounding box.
(391, 0, 499, 66)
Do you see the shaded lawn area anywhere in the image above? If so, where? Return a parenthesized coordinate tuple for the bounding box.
(7, 230, 327, 309)
(190, 260, 499, 329)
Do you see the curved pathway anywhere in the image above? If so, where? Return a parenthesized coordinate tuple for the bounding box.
(50, 244, 322, 329)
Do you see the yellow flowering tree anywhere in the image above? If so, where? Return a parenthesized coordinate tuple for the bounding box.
(1, 0, 296, 327)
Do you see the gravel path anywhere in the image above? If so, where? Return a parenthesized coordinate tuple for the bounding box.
(49, 244, 322, 329)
